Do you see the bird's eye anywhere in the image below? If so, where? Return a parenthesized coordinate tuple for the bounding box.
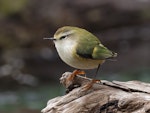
(60, 36, 67, 40)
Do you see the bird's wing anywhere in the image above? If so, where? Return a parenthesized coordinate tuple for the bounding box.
(76, 41, 117, 60)
(92, 44, 117, 60)
(76, 34, 100, 59)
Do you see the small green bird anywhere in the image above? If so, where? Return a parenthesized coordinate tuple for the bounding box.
(44, 26, 117, 87)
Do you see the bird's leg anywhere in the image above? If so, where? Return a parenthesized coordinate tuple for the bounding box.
(66, 69, 85, 86)
(94, 64, 101, 78)
(82, 79, 101, 91)
(68, 69, 85, 81)
(82, 64, 101, 91)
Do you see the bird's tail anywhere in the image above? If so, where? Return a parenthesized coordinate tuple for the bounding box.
(106, 51, 117, 61)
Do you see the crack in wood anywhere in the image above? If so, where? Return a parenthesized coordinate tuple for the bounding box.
(99, 100, 119, 113)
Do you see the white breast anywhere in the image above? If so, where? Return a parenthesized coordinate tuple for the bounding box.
(54, 39, 104, 69)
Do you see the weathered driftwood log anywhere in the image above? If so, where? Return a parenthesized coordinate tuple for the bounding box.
(42, 72, 150, 113)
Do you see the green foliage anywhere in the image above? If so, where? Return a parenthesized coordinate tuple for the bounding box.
(0, 0, 28, 16)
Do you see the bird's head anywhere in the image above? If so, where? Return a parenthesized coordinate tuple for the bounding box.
(44, 26, 78, 42)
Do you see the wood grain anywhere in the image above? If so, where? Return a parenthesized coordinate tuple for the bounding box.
(42, 72, 150, 113)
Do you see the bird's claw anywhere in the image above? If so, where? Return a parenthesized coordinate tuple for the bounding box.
(81, 79, 101, 91)
(65, 70, 85, 87)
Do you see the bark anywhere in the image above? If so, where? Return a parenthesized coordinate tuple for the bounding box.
(42, 72, 150, 113)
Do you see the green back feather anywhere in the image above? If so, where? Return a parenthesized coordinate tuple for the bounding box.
(75, 27, 117, 60)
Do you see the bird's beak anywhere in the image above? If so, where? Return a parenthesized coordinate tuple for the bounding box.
(43, 37, 56, 41)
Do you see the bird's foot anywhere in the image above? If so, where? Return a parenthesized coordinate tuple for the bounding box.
(81, 79, 101, 91)
(67, 69, 85, 82)
(66, 70, 85, 87)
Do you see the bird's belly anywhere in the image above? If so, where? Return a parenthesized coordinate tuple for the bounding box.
(55, 43, 104, 69)
(67, 57, 104, 69)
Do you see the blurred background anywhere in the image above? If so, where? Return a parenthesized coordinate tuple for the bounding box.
(0, 0, 150, 113)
